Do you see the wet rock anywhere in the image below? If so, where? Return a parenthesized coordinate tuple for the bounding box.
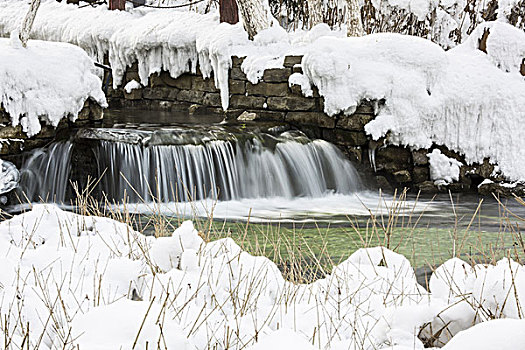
(376, 175, 392, 191)
(393, 170, 412, 184)
(416, 181, 439, 193)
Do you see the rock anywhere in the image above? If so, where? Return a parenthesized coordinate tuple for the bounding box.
(193, 76, 218, 92)
(355, 102, 375, 115)
(124, 88, 143, 100)
(376, 176, 392, 191)
(230, 67, 247, 80)
(247, 110, 285, 122)
(151, 71, 192, 90)
(263, 68, 291, 83)
(267, 97, 316, 111)
(286, 112, 335, 128)
(337, 113, 373, 130)
(229, 80, 245, 95)
(229, 95, 266, 109)
(232, 56, 245, 67)
(345, 147, 362, 163)
(176, 90, 205, 103)
(416, 181, 439, 193)
(237, 111, 257, 121)
(203, 93, 222, 107)
(413, 166, 429, 183)
(143, 87, 176, 100)
(412, 149, 429, 165)
(292, 65, 303, 74)
(283, 55, 302, 68)
(376, 146, 411, 172)
(393, 170, 412, 183)
(246, 82, 289, 97)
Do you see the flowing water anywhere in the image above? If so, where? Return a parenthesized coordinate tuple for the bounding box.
(12, 109, 525, 266)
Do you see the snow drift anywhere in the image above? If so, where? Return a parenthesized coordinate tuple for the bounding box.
(0, 205, 524, 349)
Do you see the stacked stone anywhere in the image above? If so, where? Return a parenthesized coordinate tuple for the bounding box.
(0, 100, 103, 161)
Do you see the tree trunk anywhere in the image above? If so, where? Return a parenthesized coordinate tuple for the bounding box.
(237, 0, 271, 40)
(109, 0, 126, 10)
(308, 0, 324, 28)
(346, 0, 363, 37)
(220, 0, 239, 24)
(19, 0, 41, 48)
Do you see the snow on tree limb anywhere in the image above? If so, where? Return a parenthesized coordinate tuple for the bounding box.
(19, 0, 41, 48)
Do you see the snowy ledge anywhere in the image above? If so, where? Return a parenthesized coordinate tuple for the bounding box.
(0, 35, 107, 137)
(1, 2, 524, 181)
(1, 204, 524, 349)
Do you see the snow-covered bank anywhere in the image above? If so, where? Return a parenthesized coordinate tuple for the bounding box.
(0, 35, 107, 136)
(0, 205, 524, 349)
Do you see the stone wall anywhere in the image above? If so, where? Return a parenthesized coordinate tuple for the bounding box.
(107, 56, 523, 196)
(0, 100, 103, 166)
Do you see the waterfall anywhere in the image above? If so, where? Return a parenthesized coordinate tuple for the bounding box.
(15, 130, 363, 204)
(96, 138, 363, 203)
(18, 141, 74, 203)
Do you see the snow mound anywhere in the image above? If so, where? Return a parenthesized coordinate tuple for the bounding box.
(427, 149, 462, 185)
(0, 35, 106, 136)
(1, 205, 524, 349)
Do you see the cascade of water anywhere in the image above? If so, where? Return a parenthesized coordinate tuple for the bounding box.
(96, 138, 363, 203)
(18, 141, 74, 203)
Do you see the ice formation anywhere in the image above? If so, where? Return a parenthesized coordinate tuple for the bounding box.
(0, 205, 523, 349)
(0, 34, 106, 136)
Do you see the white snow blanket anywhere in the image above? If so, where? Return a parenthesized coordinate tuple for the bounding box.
(0, 2, 524, 180)
(0, 205, 524, 349)
(0, 34, 106, 137)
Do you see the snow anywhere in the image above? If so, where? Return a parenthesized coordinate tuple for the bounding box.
(0, 33, 106, 136)
(289, 72, 313, 97)
(124, 79, 141, 93)
(302, 30, 525, 181)
(0, 158, 19, 194)
(427, 149, 462, 185)
(1, 204, 524, 349)
(442, 319, 525, 350)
